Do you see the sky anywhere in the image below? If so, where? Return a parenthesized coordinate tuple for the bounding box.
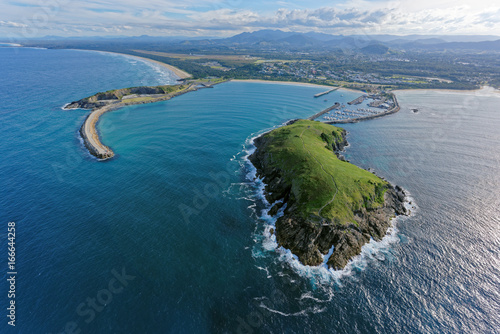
(1, 0, 500, 39)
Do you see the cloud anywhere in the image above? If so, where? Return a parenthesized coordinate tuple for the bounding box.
(0, 20, 28, 28)
(0, 0, 499, 37)
(269, 7, 392, 28)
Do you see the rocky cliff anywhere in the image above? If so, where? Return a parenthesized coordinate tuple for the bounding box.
(249, 120, 407, 270)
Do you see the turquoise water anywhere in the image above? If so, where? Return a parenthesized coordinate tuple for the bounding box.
(1, 47, 499, 333)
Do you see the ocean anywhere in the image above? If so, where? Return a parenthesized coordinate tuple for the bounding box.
(0, 47, 499, 334)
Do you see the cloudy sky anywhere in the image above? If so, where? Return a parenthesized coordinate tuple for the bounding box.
(1, 0, 499, 39)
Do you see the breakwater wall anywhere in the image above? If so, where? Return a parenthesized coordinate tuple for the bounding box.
(314, 87, 339, 98)
(75, 81, 228, 160)
(348, 95, 367, 105)
(308, 103, 341, 120)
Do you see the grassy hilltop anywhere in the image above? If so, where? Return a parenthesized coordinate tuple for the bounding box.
(250, 120, 407, 269)
(253, 120, 387, 224)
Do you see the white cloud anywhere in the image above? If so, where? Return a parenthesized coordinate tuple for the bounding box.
(0, 0, 499, 37)
(0, 20, 28, 28)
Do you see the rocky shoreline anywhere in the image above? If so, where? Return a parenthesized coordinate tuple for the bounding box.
(249, 124, 408, 270)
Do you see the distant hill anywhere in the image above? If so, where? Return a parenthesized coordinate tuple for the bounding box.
(214, 30, 500, 52)
(413, 39, 500, 51)
(225, 29, 295, 44)
(360, 43, 390, 55)
(9, 30, 500, 52)
(277, 34, 321, 47)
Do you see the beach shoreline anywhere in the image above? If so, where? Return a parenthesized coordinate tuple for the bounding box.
(231, 79, 334, 89)
(392, 85, 500, 96)
(232, 79, 500, 95)
(88, 50, 192, 80)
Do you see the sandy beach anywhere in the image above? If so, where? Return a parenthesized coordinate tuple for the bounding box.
(392, 85, 500, 96)
(231, 79, 372, 94)
(135, 56, 192, 79)
(233, 79, 500, 96)
(231, 79, 333, 89)
(94, 50, 192, 80)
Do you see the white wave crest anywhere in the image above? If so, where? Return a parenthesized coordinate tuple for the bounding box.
(239, 124, 418, 285)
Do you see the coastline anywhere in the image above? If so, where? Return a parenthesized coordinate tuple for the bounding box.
(71, 80, 227, 160)
(231, 79, 333, 89)
(71, 71, 497, 161)
(243, 122, 417, 279)
(0, 43, 22, 47)
(87, 50, 192, 79)
(393, 85, 500, 96)
(80, 105, 116, 159)
(232, 79, 500, 96)
(247, 120, 410, 269)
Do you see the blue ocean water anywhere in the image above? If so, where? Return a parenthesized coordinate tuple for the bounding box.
(1, 47, 499, 334)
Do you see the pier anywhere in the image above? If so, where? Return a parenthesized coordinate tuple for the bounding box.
(314, 87, 339, 98)
(308, 102, 341, 120)
(347, 95, 366, 105)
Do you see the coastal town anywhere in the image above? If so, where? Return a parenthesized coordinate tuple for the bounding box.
(258, 59, 459, 88)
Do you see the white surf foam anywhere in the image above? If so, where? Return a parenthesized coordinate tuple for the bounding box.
(240, 124, 418, 284)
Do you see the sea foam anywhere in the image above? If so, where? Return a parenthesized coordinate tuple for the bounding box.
(241, 122, 418, 285)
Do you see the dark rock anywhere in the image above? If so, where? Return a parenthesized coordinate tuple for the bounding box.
(249, 129, 409, 270)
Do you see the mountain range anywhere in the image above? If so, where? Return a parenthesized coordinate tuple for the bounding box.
(6, 29, 500, 52)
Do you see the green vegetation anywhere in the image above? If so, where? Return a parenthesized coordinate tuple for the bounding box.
(66, 79, 230, 111)
(260, 120, 388, 224)
(88, 84, 187, 102)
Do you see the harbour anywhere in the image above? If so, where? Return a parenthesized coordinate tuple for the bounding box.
(321, 93, 400, 124)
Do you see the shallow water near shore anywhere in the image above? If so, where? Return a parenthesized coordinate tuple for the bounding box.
(1, 47, 499, 333)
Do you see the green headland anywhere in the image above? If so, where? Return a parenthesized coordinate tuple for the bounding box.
(250, 120, 407, 269)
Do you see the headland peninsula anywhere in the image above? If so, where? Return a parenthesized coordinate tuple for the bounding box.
(249, 120, 408, 269)
(65, 78, 227, 159)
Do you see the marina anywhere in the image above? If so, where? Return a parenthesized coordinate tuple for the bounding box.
(324, 94, 400, 124)
(319, 93, 400, 123)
